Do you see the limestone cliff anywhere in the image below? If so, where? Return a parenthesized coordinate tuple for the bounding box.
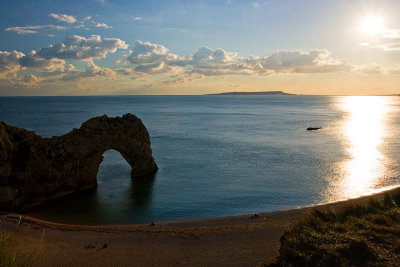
(0, 114, 158, 211)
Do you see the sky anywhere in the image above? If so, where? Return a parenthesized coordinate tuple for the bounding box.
(0, 0, 399, 96)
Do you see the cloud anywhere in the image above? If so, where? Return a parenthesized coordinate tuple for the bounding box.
(381, 29, 400, 39)
(19, 51, 66, 72)
(375, 43, 400, 51)
(76, 18, 112, 30)
(6, 15, 111, 35)
(125, 41, 353, 77)
(191, 47, 238, 64)
(259, 50, 353, 73)
(356, 63, 400, 75)
(126, 40, 184, 73)
(115, 68, 135, 75)
(1, 37, 394, 92)
(163, 27, 185, 32)
(49, 13, 77, 24)
(1, 34, 127, 83)
(123, 16, 143, 22)
(35, 35, 128, 60)
(362, 27, 400, 51)
(127, 41, 170, 63)
(19, 74, 43, 87)
(0, 51, 25, 73)
(262, 50, 325, 69)
(95, 23, 112, 29)
(388, 67, 400, 75)
(62, 61, 116, 81)
(194, 48, 353, 75)
(5, 25, 67, 34)
(358, 63, 384, 74)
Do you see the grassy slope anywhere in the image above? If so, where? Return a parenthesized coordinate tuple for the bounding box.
(267, 189, 400, 266)
(0, 234, 17, 267)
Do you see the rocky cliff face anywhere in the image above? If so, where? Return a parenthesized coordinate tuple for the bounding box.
(0, 114, 158, 211)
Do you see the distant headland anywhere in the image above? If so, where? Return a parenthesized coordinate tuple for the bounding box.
(207, 91, 296, 96)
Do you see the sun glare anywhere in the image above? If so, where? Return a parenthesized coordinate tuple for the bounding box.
(324, 96, 389, 203)
(361, 16, 384, 36)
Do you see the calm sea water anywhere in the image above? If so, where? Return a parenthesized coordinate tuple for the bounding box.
(1, 95, 400, 224)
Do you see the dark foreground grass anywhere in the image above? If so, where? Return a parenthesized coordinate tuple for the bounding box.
(0, 233, 17, 267)
(266, 189, 400, 267)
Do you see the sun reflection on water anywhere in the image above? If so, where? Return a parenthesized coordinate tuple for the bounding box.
(324, 96, 390, 202)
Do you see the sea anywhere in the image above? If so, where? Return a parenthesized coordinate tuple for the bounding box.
(1, 95, 400, 224)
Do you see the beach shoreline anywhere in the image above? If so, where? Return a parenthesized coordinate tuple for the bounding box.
(1, 187, 398, 266)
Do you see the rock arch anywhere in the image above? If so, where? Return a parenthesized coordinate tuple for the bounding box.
(0, 114, 158, 211)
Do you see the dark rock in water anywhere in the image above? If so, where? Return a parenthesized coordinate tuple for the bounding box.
(0, 114, 158, 211)
(306, 127, 322, 131)
(250, 213, 260, 219)
(97, 243, 108, 251)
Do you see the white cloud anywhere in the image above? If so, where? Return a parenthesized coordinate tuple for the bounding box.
(95, 23, 112, 29)
(62, 61, 116, 81)
(36, 35, 128, 60)
(191, 47, 238, 64)
(127, 41, 170, 63)
(0, 51, 25, 73)
(126, 41, 184, 73)
(259, 49, 353, 73)
(5, 25, 67, 34)
(122, 16, 143, 22)
(6, 15, 112, 35)
(125, 41, 353, 77)
(0, 34, 128, 83)
(163, 27, 185, 32)
(1, 37, 394, 90)
(49, 13, 77, 24)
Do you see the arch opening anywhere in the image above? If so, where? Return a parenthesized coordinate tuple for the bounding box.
(96, 149, 156, 209)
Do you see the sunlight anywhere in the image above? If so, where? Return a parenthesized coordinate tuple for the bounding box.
(322, 96, 391, 202)
(342, 96, 387, 196)
(361, 16, 384, 36)
(333, 96, 388, 201)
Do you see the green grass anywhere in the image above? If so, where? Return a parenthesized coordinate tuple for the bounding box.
(266, 189, 400, 266)
(0, 234, 17, 267)
(0, 122, 13, 150)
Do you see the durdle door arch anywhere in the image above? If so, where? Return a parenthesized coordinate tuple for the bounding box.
(0, 114, 158, 211)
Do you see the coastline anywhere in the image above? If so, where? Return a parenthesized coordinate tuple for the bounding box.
(1, 187, 398, 266)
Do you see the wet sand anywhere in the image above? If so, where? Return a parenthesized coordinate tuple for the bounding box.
(0, 188, 397, 267)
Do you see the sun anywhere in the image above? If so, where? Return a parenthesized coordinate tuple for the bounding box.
(361, 16, 384, 36)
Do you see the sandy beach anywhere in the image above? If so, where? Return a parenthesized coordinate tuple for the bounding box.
(1, 187, 398, 267)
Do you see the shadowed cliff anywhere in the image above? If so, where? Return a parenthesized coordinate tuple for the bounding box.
(0, 113, 158, 211)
